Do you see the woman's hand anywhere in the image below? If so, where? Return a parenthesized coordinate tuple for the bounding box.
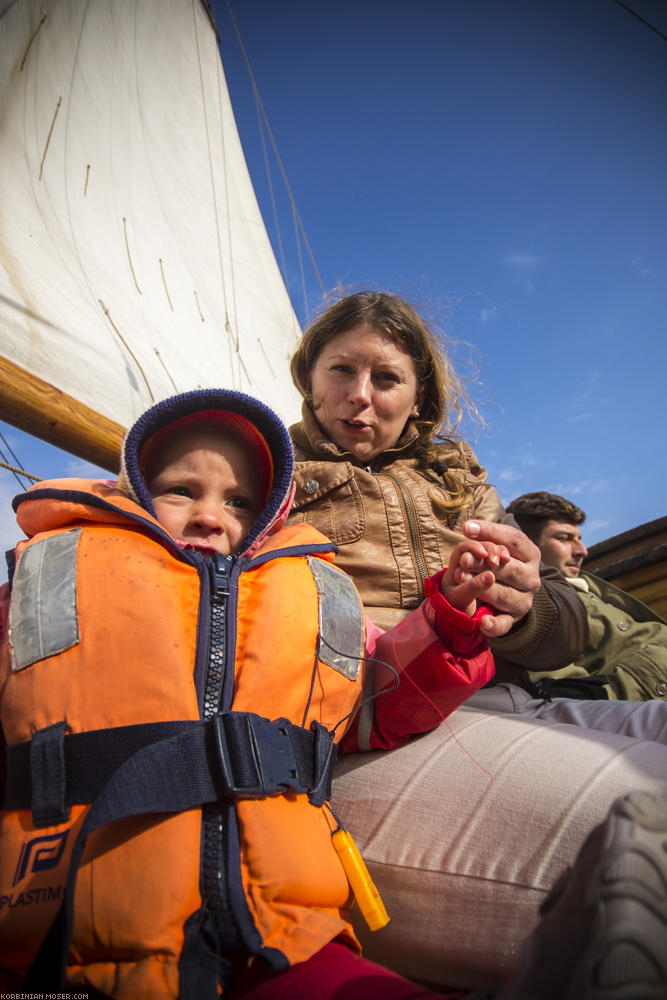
(461, 520, 541, 637)
(440, 538, 510, 616)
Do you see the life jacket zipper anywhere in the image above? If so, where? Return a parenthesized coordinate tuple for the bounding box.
(369, 468, 429, 591)
(201, 552, 240, 948)
(202, 553, 232, 719)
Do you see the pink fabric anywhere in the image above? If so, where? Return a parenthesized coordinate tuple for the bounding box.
(342, 580, 494, 752)
(227, 940, 464, 999)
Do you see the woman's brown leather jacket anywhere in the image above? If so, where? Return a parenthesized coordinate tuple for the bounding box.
(289, 404, 587, 669)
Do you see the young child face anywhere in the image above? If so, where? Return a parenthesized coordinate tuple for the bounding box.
(147, 426, 262, 556)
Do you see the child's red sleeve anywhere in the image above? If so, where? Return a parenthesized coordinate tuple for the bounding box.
(340, 572, 495, 753)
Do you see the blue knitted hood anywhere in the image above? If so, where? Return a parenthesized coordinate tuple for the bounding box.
(119, 389, 295, 556)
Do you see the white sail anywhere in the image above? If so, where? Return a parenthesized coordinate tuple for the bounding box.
(0, 0, 303, 466)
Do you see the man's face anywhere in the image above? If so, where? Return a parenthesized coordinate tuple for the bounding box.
(537, 519, 588, 577)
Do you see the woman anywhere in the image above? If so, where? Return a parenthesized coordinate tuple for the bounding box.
(288, 290, 584, 654)
(286, 291, 667, 992)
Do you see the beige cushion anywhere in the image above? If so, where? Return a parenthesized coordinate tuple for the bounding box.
(332, 707, 667, 991)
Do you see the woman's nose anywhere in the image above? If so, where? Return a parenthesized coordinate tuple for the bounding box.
(347, 371, 372, 406)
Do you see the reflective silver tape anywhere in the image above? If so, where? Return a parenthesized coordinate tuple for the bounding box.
(9, 529, 81, 672)
(307, 557, 364, 681)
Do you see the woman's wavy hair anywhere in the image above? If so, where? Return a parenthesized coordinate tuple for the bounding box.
(290, 290, 480, 512)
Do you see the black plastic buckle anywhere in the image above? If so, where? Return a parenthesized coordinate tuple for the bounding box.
(214, 712, 307, 798)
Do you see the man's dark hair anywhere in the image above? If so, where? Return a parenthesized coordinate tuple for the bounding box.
(506, 492, 586, 545)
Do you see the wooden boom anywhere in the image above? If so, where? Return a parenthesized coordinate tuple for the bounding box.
(0, 356, 125, 473)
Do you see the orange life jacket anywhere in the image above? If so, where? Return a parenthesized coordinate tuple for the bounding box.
(0, 479, 366, 997)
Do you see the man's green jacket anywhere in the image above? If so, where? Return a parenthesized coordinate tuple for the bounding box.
(496, 571, 667, 701)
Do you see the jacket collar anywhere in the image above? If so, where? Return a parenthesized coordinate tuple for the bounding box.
(289, 402, 420, 468)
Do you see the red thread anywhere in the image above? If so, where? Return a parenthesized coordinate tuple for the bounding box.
(390, 630, 495, 783)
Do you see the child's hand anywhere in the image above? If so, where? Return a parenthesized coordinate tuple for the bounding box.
(440, 539, 511, 620)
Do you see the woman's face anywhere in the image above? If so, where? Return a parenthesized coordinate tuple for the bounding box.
(309, 325, 423, 463)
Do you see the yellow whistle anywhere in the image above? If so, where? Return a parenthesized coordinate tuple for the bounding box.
(332, 827, 390, 931)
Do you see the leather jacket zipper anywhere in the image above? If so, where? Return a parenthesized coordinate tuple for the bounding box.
(370, 469, 429, 591)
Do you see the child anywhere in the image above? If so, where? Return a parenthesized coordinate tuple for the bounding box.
(0, 389, 498, 998)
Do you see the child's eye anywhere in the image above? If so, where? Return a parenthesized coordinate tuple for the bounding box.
(228, 496, 254, 512)
(166, 485, 192, 498)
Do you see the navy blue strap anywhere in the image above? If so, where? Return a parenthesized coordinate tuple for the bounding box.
(27, 729, 219, 989)
(178, 908, 234, 998)
(5, 714, 337, 812)
(21, 714, 337, 990)
(30, 721, 69, 827)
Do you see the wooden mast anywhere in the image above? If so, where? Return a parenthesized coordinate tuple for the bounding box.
(0, 356, 125, 473)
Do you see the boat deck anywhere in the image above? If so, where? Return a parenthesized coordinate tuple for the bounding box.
(583, 516, 667, 619)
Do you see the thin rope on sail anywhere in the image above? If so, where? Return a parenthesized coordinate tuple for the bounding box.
(239, 352, 251, 387)
(192, 0, 240, 390)
(257, 337, 276, 378)
(224, 0, 327, 309)
(193, 290, 205, 322)
(123, 217, 142, 295)
(39, 97, 62, 180)
(98, 299, 155, 402)
(154, 349, 179, 392)
(20, 11, 47, 71)
(159, 259, 174, 311)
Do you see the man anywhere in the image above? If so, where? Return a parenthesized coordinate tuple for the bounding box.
(510, 493, 589, 578)
(504, 491, 667, 702)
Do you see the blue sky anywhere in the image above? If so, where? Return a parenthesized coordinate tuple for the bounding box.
(1, 0, 665, 557)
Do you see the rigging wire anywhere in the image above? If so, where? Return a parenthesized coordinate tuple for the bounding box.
(254, 97, 289, 285)
(609, 0, 667, 42)
(0, 455, 40, 488)
(0, 431, 39, 488)
(0, 432, 27, 477)
(223, 0, 327, 313)
(193, 2, 239, 387)
(292, 198, 310, 320)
